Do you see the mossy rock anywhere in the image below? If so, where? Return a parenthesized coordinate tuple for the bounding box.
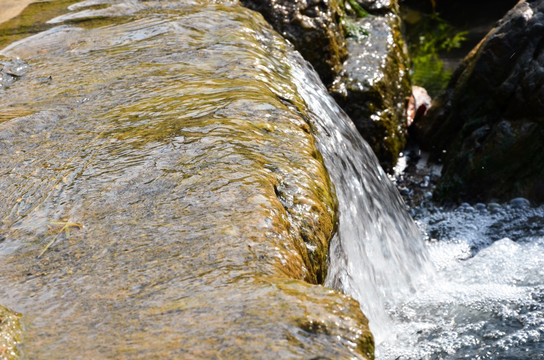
(240, 0, 347, 86)
(0, 1, 373, 358)
(330, 9, 411, 171)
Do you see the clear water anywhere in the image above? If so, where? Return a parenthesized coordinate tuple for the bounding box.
(2, 1, 542, 358)
(290, 55, 432, 343)
(0, 1, 377, 357)
(291, 38, 544, 358)
(290, 31, 544, 358)
(378, 202, 544, 359)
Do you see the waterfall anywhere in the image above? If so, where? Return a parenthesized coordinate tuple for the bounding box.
(288, 54, 432, 342)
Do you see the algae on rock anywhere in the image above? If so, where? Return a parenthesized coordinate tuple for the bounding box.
(240, 0, 347, 87)
(331, 5, 411, 171)
(0, 1, 374, 358)
(239, 0, 411, 171)
(0, 305, 21, 360)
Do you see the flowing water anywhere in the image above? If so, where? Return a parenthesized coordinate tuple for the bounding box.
(290, 62, 431, 342)
(0, 1, 376, 357)
(2, 1, 542, 359)
(377, 201, 544, 359)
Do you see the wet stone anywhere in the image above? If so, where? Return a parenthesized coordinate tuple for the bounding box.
(412, 0, 544, 203)
(330, 11, 411, 171)
(0, 1, 373, 358)
(356, 0, 394, 13)
(240, 0, 347, 86)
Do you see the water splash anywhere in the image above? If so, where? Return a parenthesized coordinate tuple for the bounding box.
(289, 54, 432, 342)
(380, 202, 544, 359)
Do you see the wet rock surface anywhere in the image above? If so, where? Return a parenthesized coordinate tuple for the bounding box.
(331, 8, 411, 171)
(240, 0, 346, 86)
(412, 0, 544, 204)
(0, 305, 21, 359)
(357, 0, 394, 13)
(0, 1, 373, 358)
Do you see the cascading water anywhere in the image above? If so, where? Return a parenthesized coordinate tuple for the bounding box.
(2, 1, 542, 358)
(288, 54, 433, 342)
(379, 201, 544, 359)
(289, 33, 544, 360)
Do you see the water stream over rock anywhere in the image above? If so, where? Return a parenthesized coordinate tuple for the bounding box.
(2, 1, 541, 359)
(0, 1, 381, 357)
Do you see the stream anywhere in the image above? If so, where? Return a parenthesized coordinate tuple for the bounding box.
(1, 1, 543, 359)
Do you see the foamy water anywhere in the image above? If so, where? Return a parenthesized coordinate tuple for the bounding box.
(379, 201, 544, 359)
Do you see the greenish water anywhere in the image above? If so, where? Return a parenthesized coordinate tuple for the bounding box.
(0, 0, 81, 50)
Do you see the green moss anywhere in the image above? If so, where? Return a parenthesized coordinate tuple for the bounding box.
(342, 0, 370, 18)
(342, 17, 369, 39)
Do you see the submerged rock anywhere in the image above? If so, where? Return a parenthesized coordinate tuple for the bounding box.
(412, 0, 544, 203)
(240, 0, 347, 86)
(330, 7, 411, 171)
(0, 1, 373, 358)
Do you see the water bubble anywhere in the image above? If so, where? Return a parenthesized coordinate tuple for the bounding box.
(475, 203, 487, 211)
(487, 203, 502, 214)
(510, 197, 530, 208)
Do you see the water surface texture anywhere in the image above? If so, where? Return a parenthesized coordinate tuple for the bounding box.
(379, 202, 544, 359)
(0, 1, 379, 357)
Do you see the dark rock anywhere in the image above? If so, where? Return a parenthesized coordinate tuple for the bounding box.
(330, 9, 411, 171)
(240, 0, 347, 86)
(400, 0, 518, 24)
(240, 0, 411, 171)
(411, 0, 544, 203)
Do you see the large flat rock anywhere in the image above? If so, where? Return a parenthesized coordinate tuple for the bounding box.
(0, 1, 373, 358)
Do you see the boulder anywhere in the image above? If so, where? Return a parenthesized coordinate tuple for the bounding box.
(0, 1, 374, 358)
(330, 7, 411, 171)
(240, 0, 347, 86)
(412, 0, 544, 203)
